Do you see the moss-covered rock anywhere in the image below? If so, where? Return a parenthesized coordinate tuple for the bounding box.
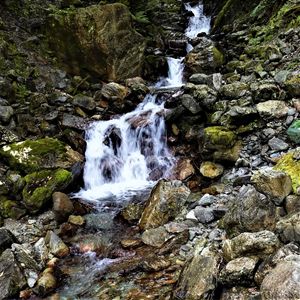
(22, 168, 72, 213)
(203, 126, 237, 151)
(285, 73, 300, 97)
(46, 3, 146, 81)
(275, 150, 300, 193)
(0, 196, 26, 219)
(0, 138, 83, 173)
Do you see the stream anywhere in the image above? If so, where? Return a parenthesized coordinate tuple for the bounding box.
(56, 2, 210, 299)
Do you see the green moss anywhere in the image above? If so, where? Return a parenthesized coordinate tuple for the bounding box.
(0, 138, 67, 173)
(22, 168, 72, 213)
(275, 151, 300, 193)
(204, 126, 237, 150)
(0, 196, 26, 219)
(212, 46, 225, 67)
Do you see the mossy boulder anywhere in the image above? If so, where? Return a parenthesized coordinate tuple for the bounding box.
(275, 150, 300, 193)
(0, 138, 83, 173)
(285, 73, 300, 97)
(0, 196, 26, 219)
(203, 126, 237, 151)
(46, 3, 146, 81)
(22, 169, 72, 213)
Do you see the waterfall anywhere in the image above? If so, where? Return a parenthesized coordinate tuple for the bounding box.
(76, 1, 210, 205)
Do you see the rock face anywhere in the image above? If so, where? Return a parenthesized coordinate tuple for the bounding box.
(222, 231, 280, 261)
(139, 180, 190, 230)
(47, 3, 146, 81)
(261, 255, 300, 300)
(220, 185, 276, 237)
(0, 249, 26, 300)
(174, 246, 220, 300)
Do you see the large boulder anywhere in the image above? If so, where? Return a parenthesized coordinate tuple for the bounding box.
(219, 185, 276, 237)
(46, 3, 146, 81)
(261, 255, 300, 300)
(139, 180, 190, 230)
(0, 138, 83, 173)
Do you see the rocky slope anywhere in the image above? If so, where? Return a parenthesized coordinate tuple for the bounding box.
(0, 0, 300, 299)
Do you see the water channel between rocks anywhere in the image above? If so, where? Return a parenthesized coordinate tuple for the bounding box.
(57, 2, 211, 298)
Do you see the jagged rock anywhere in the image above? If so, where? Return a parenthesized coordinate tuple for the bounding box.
(0, 125, 19, 146)
(261, 255, 300, 300)
(36, 269, 57, 296)
(101, 82, 128, 101)
(256, 100, 289, 118)
(185, 37, 224, 75)
(219, 287, 261, 300)
(0, 105, 13, 123)
(33, 238, 49, 268)
(252, 83, 282, 101)
(52, 192, 74, 223)
(125, 77, 149, 96)
(285, 73, 300, 97)
(213, 140, 242, 163)
(194, 206, 215, 224)
(268, 137, 289, 151)
(174, 245, 220, 300)
(139, 180, 190, 230)
(0, 138, 83, 173)
(285, 195, 300, 214)
(121, 203, 143, 222)
(251, 167, 292, 205)
(200, 161, 224, 178)
(0, 228, 15, 255)
(0, 195, 26, 219)
(221, 82, 250, 99)
(276, 212, 300, 243)
(22, 169, 73, 213)
(181, 94, 202, 114)
(141, 226, 172, 248)
(220, 185, 276, 236)
(46, 3, 145, 81)
(222, 231, 280, 261)
(0, 249, 26, 300)
(189, 73, 222, 90)
(176, 159, 195, 181)
(219, 256, 259, 286)
(287, 120, 300, 144)
(73, 94, 96, 111)
(46, 231, 69, 258)
(61, 114, 87, 130)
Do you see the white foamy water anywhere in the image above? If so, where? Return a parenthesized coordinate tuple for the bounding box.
(185, 2, 211, 52)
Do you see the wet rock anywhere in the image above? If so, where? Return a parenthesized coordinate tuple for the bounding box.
(174, 245, 220, 300)
(46, 3, 145, 81)
(287, 119, 300, 144)
(275, 150, 300, 193)
(139, 180, 190, 230)
(61, 113, 87, 130)
(200, 161, 224, 178)
(268, 137, 289, 151)
(181, 94, 201, 114)
(261, 255, 300, 300)
(125, 77, 149, 96)
(142, 257, 171, 272)
(101, 82, 128, 101)
(221, 82, 250, 99)
(185, 37, 224, 74)
(141, 226, 172, 248)
(121, 203, 143, 223)
(68, 215, 85, 226)
(222, 231, 280, 261)
(52, 192, 74, 223)
(0, 249, 26, 300)
(36, 269, 57, 296)
(12, 243, 41, 271)
(276, 212, 300, 243)
(220, 185, 276, 237)
(46, 231, 69, 258)
(176, 159, 195, 181)
(251, 167, 292, 205)
(85, 213, 114, 231)
(0, 138, 83, 172)
(33, 238, 49, 267)
(73, 94, 96, 111)
(0, 105, 14, 123)
(256, 100, 289, 118)
(219, 257, 259, 286)
(22, 169, 73, 213)
(0, 228, 16, 254)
